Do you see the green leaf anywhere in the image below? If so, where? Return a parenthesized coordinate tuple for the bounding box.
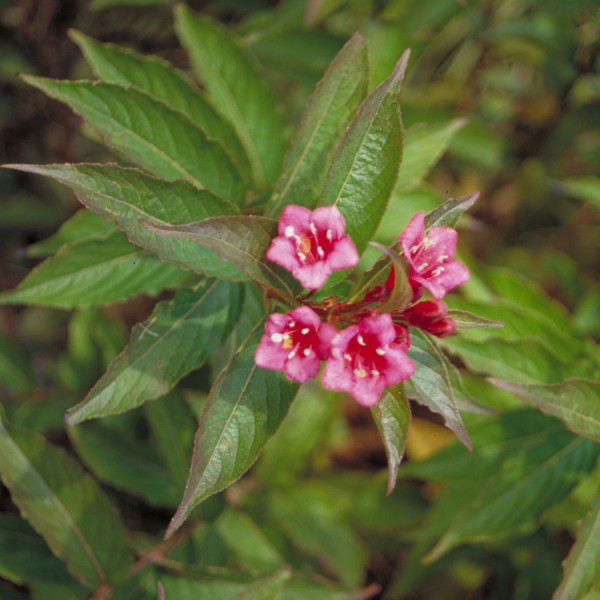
(230, 567, 292, 600)
(6, 163, 245, 281)
(175, 5, 287, 189)
(0, 230, 187, 308)
(424, 191, 480, 229)
(27, 209, 115, 258)
(555, 175, 600, 210)
(406, 330, 471, 449)
(66, 278, 242, 424)
(0, 416, 133, 589)
(426, 432, 600, 562)
(554, 488, 600, 600)
(166, 324, 299, 537)
(490, 379, 600, 444)
(320, 50, 409, 257)
(447, 309, 505, 330)
(371, 385, 411, 495)
(20, 76, 245, 204)
(69, 30, 252, 183)
(268, 33, 369, 217)
(0, 333, 36, 394)
(68, 418, 176, 505)
(368, 241, 412, 312)
(142, 216, 299, 300)
(394, 118, 467, 194)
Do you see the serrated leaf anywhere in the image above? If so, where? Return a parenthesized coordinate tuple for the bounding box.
(142, 216, 299, 300)
(0, 230, 187, 308)
(269, 33, 369, 216)
(424, 191, 480, 229)
(426, 432, 600, 562)
(320, 50, 409, 257)
(69, 30, 253, 183)
(406, 330, 471, 449)
(166, 324, 299, 537)
(490, 379, 600, 444)
(394, 118, 467, 194)
(371, 385, 411, 495)
(66, 279, 242, 424)
(68, 418, 176, 505)
(554, 488, 600, 600)
(0, 416, 133, 589)
(175, 5, 287, 189)
(21, 76, 245, 204)
(27, 209, 115, 258)
(230, 567, 292, 600)
(447, 309, 505, 330)
(6, 163, 245, 281)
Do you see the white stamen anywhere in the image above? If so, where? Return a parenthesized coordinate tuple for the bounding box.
(410, 243, 421, 254)
(326, 229, 333, 241)
(423, 236, 435, 248)
(375, 348, 386, 356)
(301, 328, 309, 334)
(357, 335, 366, 346)
(288, 321, 295, 327)
(354, 368, 368, 378)
(271, 333, 283, 343)
(437, 255, 449, 262)
(303, 348, 311, 356)
(432, 266, 445, 277)
(298, 251, 307, 262)
(371, 369, 380, 376)
(285, 226, 295, 237)
(317, 246, 325, 258)
(417, 262, 428, 272)
(344, 353, 352, 361)
(309, 222, 317, 235)
(282, 333, 290, 340)
(288, 350, 296, 359)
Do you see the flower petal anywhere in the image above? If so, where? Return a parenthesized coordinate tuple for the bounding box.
(279, 205, 311, 236)
(327, 235, 360, 270)
(294, 260, 332, 290)
(266, 237, 301, 271)
(311, 205, 346, 238)
(400, 211, 425, 256)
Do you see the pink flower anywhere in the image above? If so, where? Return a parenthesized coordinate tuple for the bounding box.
(255, 306, 337, 384)
(400, 211, 469, 299)
(322, 313, 415, 406)
(403, 299, 457, 338)
(266, 205, 359, 290)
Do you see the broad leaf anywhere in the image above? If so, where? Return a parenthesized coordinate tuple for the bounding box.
(426, 432, 600, 562)
(0, 230, 187, 308)
(554, 488, 600, 600)
(69, 30, 252, 183)
(0, 334, 36, 394)
(21, 76, 245, 204)
(6, 163, 245, 281)
(394, 118, 467, 195)
(66, 279, 242, 424)
(491, 378, 600, 443)
(269, 33, 369, 216)
(371, 385, 411, 495)
(143, 216, 299, 300)
(406, 330, 471, 449)
(424, 191, 480, 229)
(166, 325, 299, 537)
(320, 50, 409, 257)
(230, 567, 292, 600)
(0, 416, 132, 589)
(27, 209, 115, 257)
(175, 5, 287, 189)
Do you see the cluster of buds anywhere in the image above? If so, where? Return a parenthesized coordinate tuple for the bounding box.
(255, 205, 469, 406)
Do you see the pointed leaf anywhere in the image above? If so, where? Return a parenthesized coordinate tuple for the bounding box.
(166, 324, 299, 537)
(319, 50, 409, 257)
(424, 191, 480, 229)
(426, 433, 600, 562)
(0, 230, 187, 308)
(406, 330, 471, 449)
(66, 278, 242, 424)
(21, 76, 245, 204)
(371, 385, 411, 495)
(0, 416, 133, 589)
(447, 309, 505, 330)
(490, 378, 600, 443)
(554, 488, 600, 600)
(6, 163, 245, 281)
(269, 33, 369, 216)
(69, 30, 252, 182)
(231, 567, 292, 600)
(175, 5, 287, 189)
(142, 216, 299, 300)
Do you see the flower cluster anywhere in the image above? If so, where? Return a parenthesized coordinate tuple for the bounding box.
(255, 206, 468, 406)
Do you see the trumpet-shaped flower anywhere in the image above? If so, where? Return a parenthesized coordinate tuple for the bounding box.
(400, 211, 469, 299)
(404, 299, 457, 338)
(322, 313, 415, 406)
(254, 306, 337, 384)
(266, 205, 359, 290)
